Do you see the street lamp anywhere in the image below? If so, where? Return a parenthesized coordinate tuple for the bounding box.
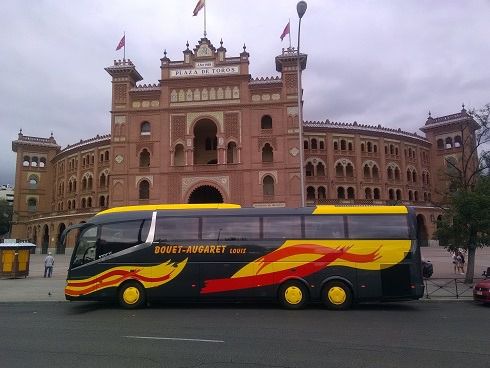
(297, 1, 307, 207)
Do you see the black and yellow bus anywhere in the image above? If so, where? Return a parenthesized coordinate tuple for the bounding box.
(62, 204, 425, 310)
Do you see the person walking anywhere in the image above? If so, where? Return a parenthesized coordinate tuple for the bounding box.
(44, 252, 54, 278)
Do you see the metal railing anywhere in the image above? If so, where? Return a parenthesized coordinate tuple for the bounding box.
(422, 277, 484, 299)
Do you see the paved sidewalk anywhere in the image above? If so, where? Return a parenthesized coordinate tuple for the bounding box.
(1, 247, 489, 303)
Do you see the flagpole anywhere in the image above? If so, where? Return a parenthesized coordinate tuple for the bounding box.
(288, 19, 292, 49)
(123, 31, 126, 60)
(204, 0, 207, 37)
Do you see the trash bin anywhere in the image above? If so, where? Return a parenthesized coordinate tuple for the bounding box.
(0, 243, 36, 278)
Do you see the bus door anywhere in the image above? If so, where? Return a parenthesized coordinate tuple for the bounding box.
(66, 225, 103, 296)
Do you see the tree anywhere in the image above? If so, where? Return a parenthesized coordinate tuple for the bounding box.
(0, 199, 13, 236)
(435, 103, 490, 283)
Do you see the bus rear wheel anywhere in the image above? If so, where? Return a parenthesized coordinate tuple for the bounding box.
(118, 281, 146, 309)
(322, 281, 352, 310)
(278, 281, 308, 309)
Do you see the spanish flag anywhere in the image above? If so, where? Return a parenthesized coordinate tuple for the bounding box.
(193, 0, 205, 16)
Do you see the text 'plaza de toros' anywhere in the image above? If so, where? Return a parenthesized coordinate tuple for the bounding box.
(10, 37, 479, 253)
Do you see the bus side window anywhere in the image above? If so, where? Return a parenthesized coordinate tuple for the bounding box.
(346, 215, 409, 239)
(263, 216, 302, 239)
(155, 217, 199, 242)
(202, 216, 260, 241)
(98, 220, 150, 256)
(304, 216, 345, 239)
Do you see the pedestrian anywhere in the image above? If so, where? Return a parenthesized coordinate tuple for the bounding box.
(452, 251, 458, 274)
(44, 252, 54, 278)
(457, 250, 465, 274)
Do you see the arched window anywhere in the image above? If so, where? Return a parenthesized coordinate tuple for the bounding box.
(174, 144, 185, 166)
(263, 175, 274, 196)
(334, 141, 338, 150)
(367, 142, 372, 152)
(82, 177, 87, 190)
(445, 137, 453, 149)
(87, 197, 92, 208)
(227, 142, 237, 164)
(336, 163, 344, 177)
(305, 162, 314, 177)
(389, 189, 395, 200)
(88, 176, 93, 189)
(365, 187, 372, 199)
(396, 189, 402, 200)
(348, 142, 353, 151)
(454, 136, 462, 147)
(28, 175, 38, 189)
(394, 167, 401, 181)
(340, 140, 346, 150)
(139, 180, 150, 200)
(407, 170, 412, 181)
(306, 186, 315, 200)
(373, 144, 377, 153)
(414, 191, 418, 201)
(347, 187, 355, 199)
(437, 139, 444, 149)
(412, 171, 417, 183)
(372, 165, 379, 179)
(40, 158, 46, 168)
(319, 141, 325, 150)
(318, 186, 326, 199)
(361, 143, 365, 152)
(363, 164, 370, 178)
(261, 115, 272, 129)
(346, 163, 354, 177)
(105, 150, 109, 161)
(374, 188, 380, 199)
(139, 148, 150, 167)
(409, 190, 413, 201)
(100, 173, 106, 188)
(311, 139, 317, 150)
(27, 198, 37, 211)
(23, 156, 30, 167)
(304, 140, 309, 150)
(100, 196, 106, 207)
(140, 121, 151, 135)
(387, 167, 394, 180)
(31, 157, 38, 167)
(262, 143, 273, 163)
(81, 198, 86, 208)
(68, 201, 72, 210)
(390, 145, 394, 155)
(337, 187, 345, 199)
(317, 162, 325, 176)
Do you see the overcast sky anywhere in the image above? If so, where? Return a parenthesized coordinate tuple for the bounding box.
(1, 0, 489, 185)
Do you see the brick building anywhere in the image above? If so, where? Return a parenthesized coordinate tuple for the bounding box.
(10, 37, 479, 254)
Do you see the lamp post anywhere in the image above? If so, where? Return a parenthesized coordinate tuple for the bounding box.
(297, 1, 307, 207)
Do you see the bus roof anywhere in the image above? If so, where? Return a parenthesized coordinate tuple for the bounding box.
(96, 203, 408, 217)
(96, 203, 241, 216)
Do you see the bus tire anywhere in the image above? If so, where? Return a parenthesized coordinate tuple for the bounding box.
(322, 281, 353, 310)
(278, 280, 308, 309)
(118, 281, 146, 309)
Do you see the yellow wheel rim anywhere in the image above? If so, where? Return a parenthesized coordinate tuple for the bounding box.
(284, 286, 303, 305)
(327, 286, 347, 305)
(123, 286, 140, 305)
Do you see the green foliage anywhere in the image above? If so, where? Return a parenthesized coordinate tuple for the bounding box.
(0, 199, 13, 236)
(435, 176, 490, 251)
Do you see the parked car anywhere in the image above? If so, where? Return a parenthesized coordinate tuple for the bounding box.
(473, 279, 490, 304)
(421, 259, 433, 278)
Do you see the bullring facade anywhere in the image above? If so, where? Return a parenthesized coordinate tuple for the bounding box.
(10, 37, 478, 253)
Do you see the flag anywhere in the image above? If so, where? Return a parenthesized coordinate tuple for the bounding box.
(280, 21, 290, 41)
(193, 0, 205, 16)
(116, 35, 125, 51)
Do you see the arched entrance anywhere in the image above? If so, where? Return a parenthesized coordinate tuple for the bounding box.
(57, 223, 66, 254)
(416, 214, 429, 247)
(188, 185, 224, 204)
(42, 224, 49, 254)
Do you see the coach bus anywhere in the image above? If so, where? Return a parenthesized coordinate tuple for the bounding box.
(61, 204, 425, 310)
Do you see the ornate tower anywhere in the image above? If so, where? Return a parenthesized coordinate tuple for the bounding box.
(11, 131, 60, 246)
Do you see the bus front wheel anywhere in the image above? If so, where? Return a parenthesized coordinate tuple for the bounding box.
(118, 281, 146, 309)
(322, 281, 352, 310)
(278, 280, 308, 309)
